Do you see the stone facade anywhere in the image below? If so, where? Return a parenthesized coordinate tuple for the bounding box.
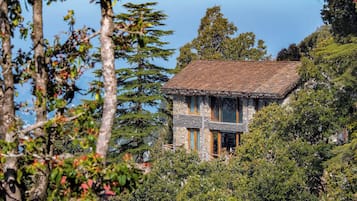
(172, 95, 289, 160)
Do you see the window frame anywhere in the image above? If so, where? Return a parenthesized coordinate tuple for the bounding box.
(188, 128, 200, 151)
(210, 131, 242, 156)
(210, 97, 243, 123)
(187, 96, 200, 114)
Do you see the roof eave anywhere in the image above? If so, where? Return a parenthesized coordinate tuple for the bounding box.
(162, 78, 300, 100)
(162, 88, 283, 99)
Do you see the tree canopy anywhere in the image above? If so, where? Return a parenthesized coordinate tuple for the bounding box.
(108, 2, 174, 162)
(176, 6, 269, 71)
(321, 0, 357, 39)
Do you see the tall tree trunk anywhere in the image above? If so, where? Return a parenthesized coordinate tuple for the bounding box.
(29, 0, 49, 199)
(0, 1, 22, 200)
(96, 0, 117, 159)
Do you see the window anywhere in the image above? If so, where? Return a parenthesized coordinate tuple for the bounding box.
(254, 99, 270, 112)
(188, 128, 200, 151)
(187, 96, 200, 114)
(222, 98, 236, 122)
(210, 97, 243, 123)
(254, 98, 259, 111)
(211, 97, 219, 121)
(211, 131, 241, 156)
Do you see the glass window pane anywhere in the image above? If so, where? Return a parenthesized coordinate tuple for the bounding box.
(197, 130, 200, 151)
(222, 98, 236, 123)
(211, 97, 219, 121)
(213, 131, 218, 155)
(190, 130, 195, 150)
(196, 97, 200, 112)
(190, 97, 195, 113)
(221, 133, 236, 153)
(238, 99, 243, 123)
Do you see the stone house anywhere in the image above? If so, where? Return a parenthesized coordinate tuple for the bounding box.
(162, 60, 300, 160)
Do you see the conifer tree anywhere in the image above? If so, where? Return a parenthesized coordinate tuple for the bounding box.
(109, 2, 174, 161)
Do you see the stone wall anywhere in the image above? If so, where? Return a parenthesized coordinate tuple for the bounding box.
(172, 95, 282, 160)
(173, 95, 188, 115)
(200, 96, 210, 118)
(246, 98, 256, 125)
(201, 128, 211, 160)
(173, 126, 188, 149)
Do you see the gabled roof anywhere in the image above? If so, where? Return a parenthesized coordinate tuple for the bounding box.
(162, 60, 301, 99)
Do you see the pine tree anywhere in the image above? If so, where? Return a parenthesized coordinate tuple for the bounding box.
(109, 2, 174, 162)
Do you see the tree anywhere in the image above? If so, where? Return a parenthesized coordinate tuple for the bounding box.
(29, 0, 49, 199)
(300, 36, 357, 200)
(0, 0, 22, 199)
(95, 0, 117, 160)
(175, 43, 197, 72)
(322, 137, 357, 200)
(0, 1, 144, 199)
(276, 43, 301, 61)
(222, 32, 267, 61)
(276, 25, 331, 61)
(321, 0, 357, 39)
(108, 2, 174, 162)
(298, 25, 331, 57)
(192, 6, 237, 60)
(176, 6, 269, 71)
(126, 149, 201, 201)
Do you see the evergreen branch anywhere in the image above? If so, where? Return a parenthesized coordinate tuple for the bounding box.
(115, 23, 145, 35)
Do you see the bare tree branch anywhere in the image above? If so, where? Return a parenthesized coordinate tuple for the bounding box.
(19, 113, 83, 135)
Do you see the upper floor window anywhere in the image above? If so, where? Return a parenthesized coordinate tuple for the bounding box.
(254, 98, 259, 111)
(210, 97, 243, 123)
(187, 96, 200, 114)
(254, 98, 270, 112)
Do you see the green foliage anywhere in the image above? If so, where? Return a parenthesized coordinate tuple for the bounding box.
(231, 151, 317, 201)
(107, 2, 174, 162)
(127, 149, 201, 201)
(300, 36, 357, 134)
(175, 42, 197, 72)
(277, 43, 301, 61)
(192, 6, 237, 60)
(47, 153, 141, 200)
(321, 0, 357, 39)
(299, 25, 331, 58)
(277, 25, 331, 60)
(234, 102, 330, 199)
(289, 90, 338, 144)
(176, 173, 237, 201)
(176, 6, 269, 71)
(1, 2, 143, 199)
(312, 37, 357, 92)
(322, 138, 357, 200)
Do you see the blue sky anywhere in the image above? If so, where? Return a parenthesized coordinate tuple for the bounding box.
(32, 0, 325, 67)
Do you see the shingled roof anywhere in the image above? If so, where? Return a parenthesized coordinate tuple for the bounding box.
(162, 60, 301, 99)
